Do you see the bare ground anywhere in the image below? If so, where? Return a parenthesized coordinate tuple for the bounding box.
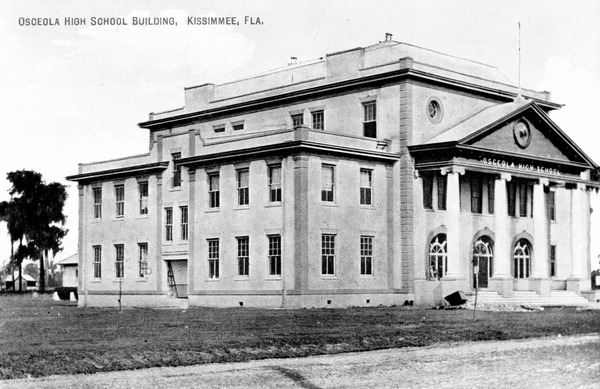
(2, 334, 599, 389)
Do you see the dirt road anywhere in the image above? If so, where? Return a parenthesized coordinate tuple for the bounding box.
(3, 334, 599, 388)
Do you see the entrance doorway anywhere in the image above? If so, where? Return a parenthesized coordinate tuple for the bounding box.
(166, 260, 188, 298)
(473, 237, 493, 289)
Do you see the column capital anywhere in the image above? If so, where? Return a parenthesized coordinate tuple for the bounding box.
(577, 182, 587, 191)
(440, 166, 465, 176)
(497, 172, 512, 182)
(537, 178, 550, 187)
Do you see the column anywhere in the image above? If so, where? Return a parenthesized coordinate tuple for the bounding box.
(489, 173, 514, 297)
(78, 184, 86, 307)
(568, 183, 586, 291)
(187, 169, 196, 295)
(442, 167, 464, 279)
(531, 179, 550, 296)
(293, 155, 310, 297)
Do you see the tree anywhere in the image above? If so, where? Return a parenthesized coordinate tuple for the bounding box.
(1, 170, 68, 292)
(24, 262, 39, 280)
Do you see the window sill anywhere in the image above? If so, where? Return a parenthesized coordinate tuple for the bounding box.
(321, 275, 338, 280)
(204, 278, 220, 282)
(359, 274, 374, 278)
(90, 279, 102, 283)
(170, 187, 182, 192)
(112, 279, 125, 283)
(321, 202, 338, 208)
(205, 208, 220, 213)
(359, 205, 375, 210)
(234, 206, 250, 211)
(113, 217, 125, 221)
(265, 203, 282, 208)
(234, 277, 250, 281)
(136, 214, 149, 219)
(265, 276, 282, 280)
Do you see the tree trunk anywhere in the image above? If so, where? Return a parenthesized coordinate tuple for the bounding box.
(39, 251, 45, 293)
(18, 238, 22, 292)
(10, 241, 15, 292)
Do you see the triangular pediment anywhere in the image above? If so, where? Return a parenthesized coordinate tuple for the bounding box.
(421, 101, 595, 167)
(467, 107, 573, 162)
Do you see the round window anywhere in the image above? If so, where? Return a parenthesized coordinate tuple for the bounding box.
(513, 120, 532, 148)
(426, 98, 443, 124)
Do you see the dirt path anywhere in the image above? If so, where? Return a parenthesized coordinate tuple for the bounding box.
(3, 334, 599, 388)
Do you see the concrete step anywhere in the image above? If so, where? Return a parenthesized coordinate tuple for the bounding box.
(466, 290, 589, 307)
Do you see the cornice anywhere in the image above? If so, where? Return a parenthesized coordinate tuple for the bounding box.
(139, 68, 560, 130)
(177, 141, 400, 168)
(66, 162, 169, 183)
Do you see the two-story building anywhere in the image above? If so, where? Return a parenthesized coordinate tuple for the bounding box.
(67, 35, 599, 308)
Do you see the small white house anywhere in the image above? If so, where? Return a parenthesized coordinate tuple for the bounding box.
(4, 274, 37, 291)
(56, 253, 78, 287)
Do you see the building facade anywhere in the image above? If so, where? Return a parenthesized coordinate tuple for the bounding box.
(67, 36, 599, 308)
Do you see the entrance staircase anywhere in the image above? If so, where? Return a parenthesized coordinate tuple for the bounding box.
(467, 290, 589, 307)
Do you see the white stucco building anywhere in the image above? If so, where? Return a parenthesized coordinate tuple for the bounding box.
(68, 35, 598, 308)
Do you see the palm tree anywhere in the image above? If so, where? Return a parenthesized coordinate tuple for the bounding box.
(3, 170, 68, 292)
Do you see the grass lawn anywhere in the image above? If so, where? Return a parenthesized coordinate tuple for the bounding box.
(1, 294, 599, 380)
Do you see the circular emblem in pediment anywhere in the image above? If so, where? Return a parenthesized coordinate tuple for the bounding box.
(513, 120, 532, 148)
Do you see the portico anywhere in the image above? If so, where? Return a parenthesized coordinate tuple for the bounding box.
(409, 99, 598, 305)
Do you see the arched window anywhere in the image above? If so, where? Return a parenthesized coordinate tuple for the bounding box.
(473, 237, 493, 288)
(513, 239, 531, 278)
(428, 234, 447, 280)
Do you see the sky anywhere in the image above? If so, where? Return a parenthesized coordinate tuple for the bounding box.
(0, 0, 599, 269)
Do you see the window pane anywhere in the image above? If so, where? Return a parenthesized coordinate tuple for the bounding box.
(321, 165, 335, 202)
(437, 174, 447, 210)
(269, 165, 282, 202)
(268, 235, 281, 276)
(422, 174, 433, 209)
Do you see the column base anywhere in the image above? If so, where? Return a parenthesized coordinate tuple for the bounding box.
(567, 277, 590, 293)
(529, 277, 551, 297)
(488, 276, 514, 298)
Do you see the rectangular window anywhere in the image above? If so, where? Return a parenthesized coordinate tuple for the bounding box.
(93, 245, 102, 278)
(518, 181, 528, 217)
(115, 185, 124, 218)
(208, 239, 219, 279)
(139, 182, 148, 215)
(321, 234, 335, 275)
(437, 174, 447, 210)
(471, 175, 482, 213)
(487, 178, 495, 214)
(232, 123, 244, 131)
(268, 165, 282, 202)
(321, 165, 335, 202)
(550, 245, 557, 277)
(208, 173, 220, 208)
(237, 169, 249, 206)
(363, 102, 377, 138)
(360, 236, 373, 275)
(115, 244, 124, 278)
(422, 174, 433, 210)
(291, 114, 304, 127)
(172, 153, 181, 187)
(360, 169, 372, 205)
(213, 125, 225, 133)
(138, 243, 148, 278)
(507, 181, 517, 217)
(547, 190, 556, 221)
(165, 207, 173, 241)
(180, 206, 188, 240)
(93, 188, 102, 219)
(268, 235, 282, 276)
(312, 110, 324, 130)
(237, 236, 249, 276)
